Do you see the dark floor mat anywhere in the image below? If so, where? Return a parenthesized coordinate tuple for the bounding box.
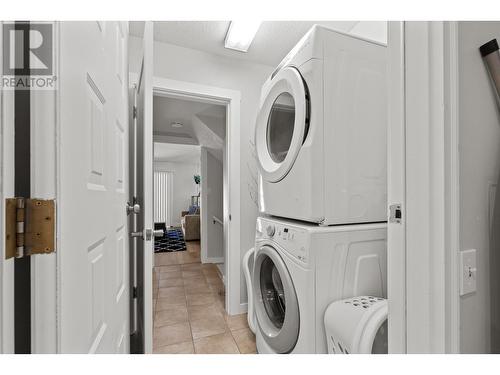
(154, 228, 187, 253)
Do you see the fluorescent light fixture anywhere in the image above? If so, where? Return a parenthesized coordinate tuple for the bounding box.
(224, 21, 261, 52)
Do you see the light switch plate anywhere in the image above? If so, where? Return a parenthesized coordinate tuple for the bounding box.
(460, 249, 477, 296)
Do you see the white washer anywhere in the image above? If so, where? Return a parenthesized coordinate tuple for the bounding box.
(253, 216, 387, 354)
(255, 25, 387, 225)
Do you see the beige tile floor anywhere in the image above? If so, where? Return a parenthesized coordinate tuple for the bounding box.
(153, 240, 256, 354)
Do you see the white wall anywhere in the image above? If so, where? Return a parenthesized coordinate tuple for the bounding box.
(458, 21, 500, 353)
(201, 147, 224, 262)
(130, 36, 273, 304)
(154, 160, 200, 227)
(349, 21, 388, 45)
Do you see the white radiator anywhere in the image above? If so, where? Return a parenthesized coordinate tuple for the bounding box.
(154, 171, 173, 226)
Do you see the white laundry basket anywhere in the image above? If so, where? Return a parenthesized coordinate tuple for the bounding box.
(324, 296, 388, 354)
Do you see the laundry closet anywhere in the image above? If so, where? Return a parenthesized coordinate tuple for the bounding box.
(249, 25, 389, 354)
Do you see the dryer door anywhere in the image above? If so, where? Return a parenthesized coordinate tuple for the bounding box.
(253, 245, 300, 353)
(255, 66, 309, 183)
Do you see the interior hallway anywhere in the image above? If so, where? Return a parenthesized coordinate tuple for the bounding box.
(153, 240, 256, 353)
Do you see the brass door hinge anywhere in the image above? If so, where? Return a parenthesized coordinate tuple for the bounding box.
(5, 198, 56, 259)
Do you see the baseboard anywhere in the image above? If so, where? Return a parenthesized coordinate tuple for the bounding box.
(202, 257, 224, 264)
(231, 302, 248, 315)
(215, 263, 225, 284)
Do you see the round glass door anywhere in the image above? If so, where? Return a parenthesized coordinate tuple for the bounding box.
(253, 245, 299, 353)
(260, 256, 287, 329)
(267, 92, 296, 164)
(255, 66, 309, 183)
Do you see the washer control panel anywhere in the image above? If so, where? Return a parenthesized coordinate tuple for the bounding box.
(258, 218, 310, 264)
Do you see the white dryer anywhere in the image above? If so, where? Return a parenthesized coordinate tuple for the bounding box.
(255, 25, 387, 225)
(253, 216, 387, 354)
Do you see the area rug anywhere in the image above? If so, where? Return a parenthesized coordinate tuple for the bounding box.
(154, 228, 187, 253)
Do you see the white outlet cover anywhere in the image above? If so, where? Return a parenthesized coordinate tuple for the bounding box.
(460, 249, 477, 296)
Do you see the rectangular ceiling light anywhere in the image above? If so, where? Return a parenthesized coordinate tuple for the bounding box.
(224, 21, 262, 52)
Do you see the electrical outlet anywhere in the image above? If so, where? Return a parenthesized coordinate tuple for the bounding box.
(460, 249, 477, 296)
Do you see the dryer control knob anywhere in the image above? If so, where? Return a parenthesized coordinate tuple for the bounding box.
(266, 225, 276, 237)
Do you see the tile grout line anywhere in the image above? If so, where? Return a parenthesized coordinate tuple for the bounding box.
(183, 266, 197, 353)
(205, 264, 241, 354)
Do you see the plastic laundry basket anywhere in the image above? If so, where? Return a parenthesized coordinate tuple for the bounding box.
(324, 296, 388, 354)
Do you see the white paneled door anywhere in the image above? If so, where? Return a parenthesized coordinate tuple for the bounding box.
(58, 21, 130, 353)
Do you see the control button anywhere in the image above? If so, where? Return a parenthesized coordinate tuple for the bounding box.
(266, 225, 276, 237)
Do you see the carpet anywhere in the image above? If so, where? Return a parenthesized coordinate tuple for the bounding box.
(154, 228, 187, 253)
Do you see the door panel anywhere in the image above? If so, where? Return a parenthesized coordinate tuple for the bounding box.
(58, 21, 129, 353)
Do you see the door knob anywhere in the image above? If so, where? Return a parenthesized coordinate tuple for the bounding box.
(130, 229, 164, 240)
(153, 229, 164, 237)
(144, 228, 164, 240)
(126, 202, 141, 215)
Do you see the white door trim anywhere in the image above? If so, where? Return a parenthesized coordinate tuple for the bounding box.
(0, 21, 15, 353)
(405, 21, 447, 353)
(388, 21, 460, 353)
(387, 20, 407, 354)
(443, 21, 461, 354)
(152, 76, 242, 315)
(402, 21, 461, 353)
(2, 21, 60, 354)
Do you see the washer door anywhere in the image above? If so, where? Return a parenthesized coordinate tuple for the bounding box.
(253, 245, 300, 353)
(255, 66, 309, 183)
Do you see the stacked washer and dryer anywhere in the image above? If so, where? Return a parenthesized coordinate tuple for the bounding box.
(251, 25, 388, 354)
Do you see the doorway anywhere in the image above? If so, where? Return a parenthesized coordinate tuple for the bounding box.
(150, 78, 242, 315)
(148, 80, 250, 353)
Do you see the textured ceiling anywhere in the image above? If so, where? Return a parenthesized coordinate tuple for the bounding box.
(153, 95, 224, 137)
(129, 21, 378, 66)
(153, 95, 226, 154)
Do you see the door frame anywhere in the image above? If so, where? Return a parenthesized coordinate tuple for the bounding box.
(29, 21, 59, 354)
(443, 21, 460, 354)
(0, 21, 15, 353)
(152, 77, 242, 315)
(388, 21, 461, 353)
(387, 20, 407, 354)
(0, 21, 60, 354)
